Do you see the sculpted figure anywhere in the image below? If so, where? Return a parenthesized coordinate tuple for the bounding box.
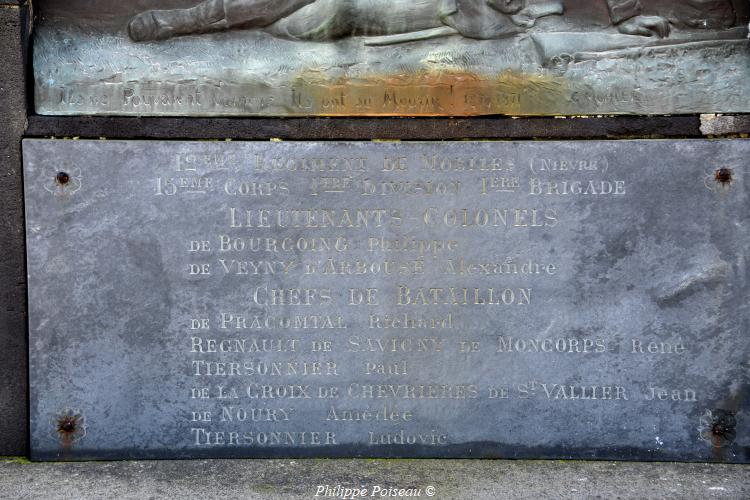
(607, 0, 672, 37)
(127, 0, 566, 43)
(608, 0, 737, 38)
(127, 0, 739, 43)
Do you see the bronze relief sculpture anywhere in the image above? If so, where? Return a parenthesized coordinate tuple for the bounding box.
(34, 0, 750, 115)
(126, 0, 740, 42)
(127, 0, 565, 43)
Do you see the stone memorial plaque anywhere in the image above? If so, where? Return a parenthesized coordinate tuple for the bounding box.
(25, 139, 749, 462)
(34, 0, 750, 116)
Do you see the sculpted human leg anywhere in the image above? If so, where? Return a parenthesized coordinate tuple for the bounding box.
(604, 0, 669, 37)
(269, 0, 447, 41)
(265, 0, 355, 41)
(128, 0, 318, 42)
(609, 0, 736, 39)
(223, 0, 321, 27)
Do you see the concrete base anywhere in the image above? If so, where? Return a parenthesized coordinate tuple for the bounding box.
(1, 459, 748, 499)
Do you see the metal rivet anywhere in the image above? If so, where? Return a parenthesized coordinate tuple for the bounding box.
(714, 168, 733, 186)
(56, 172, 71, 185)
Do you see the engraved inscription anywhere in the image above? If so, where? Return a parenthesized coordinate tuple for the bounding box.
(34, 1, 750, 116)
(25, 140, 750, 462)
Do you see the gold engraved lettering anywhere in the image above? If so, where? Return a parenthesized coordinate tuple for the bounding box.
(631, 338, 687, 354)
(326, 404, 413, 422)
(228, 208, 402, 229)
(497, 337, 607, 354)
(529, 179, 626, 196)
(368, 430, 448, 445)
(422, 207, 557, 228)
(191, 428, 336, 446)
(255, 154, 367, 173)
(218, 314, 346, 330)
(397, 286, 531, 306)
(645, 387, 697, 402)
(347, 383, 479, 399)
(347, 337, 443, 353)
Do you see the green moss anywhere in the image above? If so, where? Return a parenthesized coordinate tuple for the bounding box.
(249, 483, 278, 494)
(0, 456, 31, 464)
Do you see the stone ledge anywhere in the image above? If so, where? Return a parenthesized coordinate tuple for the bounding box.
(0, 459, 747, 499)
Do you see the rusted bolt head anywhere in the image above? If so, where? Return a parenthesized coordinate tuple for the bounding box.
(712, 421, 730, 437)
(699, 409, 737, 448)
(56, 172, 71, 185)
(714, 168, 733, 186)
(58, 417, 76, 433)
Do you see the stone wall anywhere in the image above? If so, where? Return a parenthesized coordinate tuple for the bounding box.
(0, 0, 29, 456)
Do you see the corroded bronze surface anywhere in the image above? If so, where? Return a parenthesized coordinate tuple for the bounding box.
(34, 1, 750, 116)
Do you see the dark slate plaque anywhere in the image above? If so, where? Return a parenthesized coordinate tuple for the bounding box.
(24, 139, 749, 462)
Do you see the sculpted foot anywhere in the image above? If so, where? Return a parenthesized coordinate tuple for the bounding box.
(128, 11, 179, 42)
(128, 1, 227, 42)
(128, 11, 164, 42)
(618, 15, 671, 38)
(511, 1, 564, 28)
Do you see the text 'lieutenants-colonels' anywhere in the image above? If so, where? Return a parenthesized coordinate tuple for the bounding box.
(159, 146, 695, 450)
